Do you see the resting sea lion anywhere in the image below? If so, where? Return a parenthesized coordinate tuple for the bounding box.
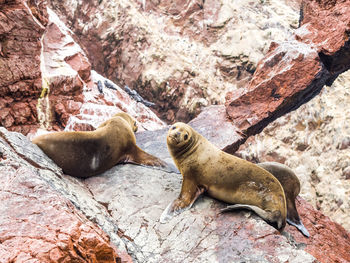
(257, 162, 310, 237)
(160, 122, 287, 230)
(32, 112, 165, 178)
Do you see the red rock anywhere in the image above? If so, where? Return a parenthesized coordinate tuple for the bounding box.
(189, 105, 244, 150)
(64, 52, 92, 82)
(285, 197, 350, 263)
(0, 165, 129, 262)
(0, 0, 47, 134)
(225, 0, 350, 146)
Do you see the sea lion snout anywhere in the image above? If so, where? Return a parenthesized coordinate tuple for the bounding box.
(167, 131, 181, 144)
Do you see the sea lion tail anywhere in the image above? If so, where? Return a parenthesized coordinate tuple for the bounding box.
(287, 218, 310, 237)
(221, 204, 285, 230)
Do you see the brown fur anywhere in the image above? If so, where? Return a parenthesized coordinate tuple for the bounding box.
(32, 112, 165, 178)
(160, 123, 287, 230)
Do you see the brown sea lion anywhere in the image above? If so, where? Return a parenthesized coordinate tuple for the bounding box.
(32, 112, 165, 178)
(160, 122, 287, 230)
(257, 162, 310, 237)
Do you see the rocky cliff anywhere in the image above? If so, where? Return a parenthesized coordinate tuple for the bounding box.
(1, 0, 350, 262)
(2, 126, 350, 262)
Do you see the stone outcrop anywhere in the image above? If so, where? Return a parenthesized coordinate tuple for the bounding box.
(0, 0, 165, 138)
(49, 0, 300, 122)
(237, 70, 350, 232)
(2, 127, 350, 262)
(0, 127, 131, 262)
(0, 0, 47, 135)
(225, 0, 350, 145)
(39, 8, 165, 134)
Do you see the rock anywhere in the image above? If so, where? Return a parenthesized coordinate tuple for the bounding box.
(225, 0, 350, 141)
(2, 117, 350, 262)
(38, 8, 166, 134)
(86, 126, 350, 263)
(237, 70, 350, 231)
(343, 167, 350, 180)
(49, 0, 300, 122)
(188, 105, 243, 150)
(0, 0, 47, 135)
(63, 70, 165, 133)
(0, 128, 131, 262)
(289, 197, 350, 263)
(0, 1, 165, 138)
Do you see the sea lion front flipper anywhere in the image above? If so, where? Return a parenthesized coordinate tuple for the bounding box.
(160, 179, 205, 223)
(220, 204, 285, 230)
(128, 146, 167, 167)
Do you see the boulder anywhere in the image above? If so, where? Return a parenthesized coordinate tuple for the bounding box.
(0, 1, 165, 138)
(225, 0, 350, 143)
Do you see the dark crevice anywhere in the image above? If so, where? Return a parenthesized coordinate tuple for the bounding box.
(318, 38, 350, 86)
(224, 65, 332, 154)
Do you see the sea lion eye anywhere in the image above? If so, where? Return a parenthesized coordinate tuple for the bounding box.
(172, 126, 176, 130)
(184, 134, 188, 140)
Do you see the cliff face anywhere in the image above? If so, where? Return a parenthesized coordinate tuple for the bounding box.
(0, 0, 47, 135)
(1, 0, 350, 262)
(0, 0, 165, 138)
(49, 0, 301, 122)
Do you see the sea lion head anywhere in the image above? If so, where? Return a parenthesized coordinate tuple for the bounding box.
(113, 112, 138, 132)
(167, 122, 193, 150)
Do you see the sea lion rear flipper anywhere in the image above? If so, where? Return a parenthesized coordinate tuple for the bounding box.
(287, 218, 310, 237)
(160, 180, 205, 223)
(220, 204, 285, 230)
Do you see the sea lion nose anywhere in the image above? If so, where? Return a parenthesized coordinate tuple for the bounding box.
(176, 132, 181, 137)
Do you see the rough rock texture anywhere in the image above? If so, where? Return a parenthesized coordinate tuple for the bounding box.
(0, 127, 131, 262)
(0, 0, 47, 135)
(3, 127, 350, 262)
(36, 7, 165, 137)
(49, 0, 300, 122)
(83, 125, 350, 263)
(0, 1, 165, 138)
(225, 0, 350, 143)
(237, 70, 350, 232)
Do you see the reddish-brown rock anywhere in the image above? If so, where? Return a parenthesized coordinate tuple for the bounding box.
(0, 0, 47, 134)
(49, 0, 301, 123)
(0, 157, 126, 262)
(287, 197, 350, 263)
(225, 0, 350, 147)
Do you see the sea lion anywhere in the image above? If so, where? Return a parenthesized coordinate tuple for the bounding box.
(32, 112, 165, 178)
(257, 162, 310, 237)
(160, 122, 287, 230)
